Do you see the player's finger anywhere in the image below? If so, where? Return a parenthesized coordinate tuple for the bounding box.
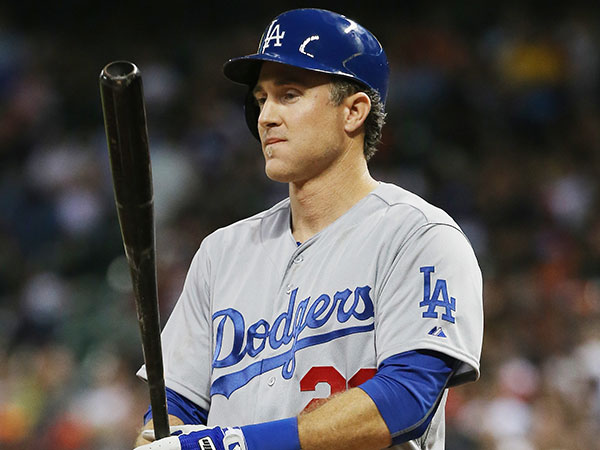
(141, 429, 157, 441)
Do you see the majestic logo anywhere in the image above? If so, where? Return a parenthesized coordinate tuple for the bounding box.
(428, 326, 447, 338)
(419, 266, 456, 323)
(261, 20, 285, 52)
(211, 286, 374, 398)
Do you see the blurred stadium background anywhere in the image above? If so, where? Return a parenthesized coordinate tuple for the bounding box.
(0, 2, 599, 449)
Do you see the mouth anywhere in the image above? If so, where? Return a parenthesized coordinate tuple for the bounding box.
(263, 137, 286, 158)
(264, 137, 286, 146)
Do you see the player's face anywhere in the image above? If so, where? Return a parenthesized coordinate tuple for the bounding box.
(253, 62, 348, 183)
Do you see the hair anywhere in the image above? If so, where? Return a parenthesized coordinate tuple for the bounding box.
(329, 78, 387, 161)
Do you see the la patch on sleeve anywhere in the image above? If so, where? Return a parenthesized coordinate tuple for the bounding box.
(419, 266, 456, 324)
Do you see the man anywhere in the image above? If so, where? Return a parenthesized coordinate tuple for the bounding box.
(135, 8, 483, 450)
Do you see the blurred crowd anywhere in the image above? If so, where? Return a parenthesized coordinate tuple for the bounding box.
(0, 3, 599, 449)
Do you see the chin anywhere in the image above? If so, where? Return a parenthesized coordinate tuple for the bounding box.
(265, 170, 291, 183)
(265, 161, 294, 183)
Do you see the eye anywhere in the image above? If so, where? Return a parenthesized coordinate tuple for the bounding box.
(282, 91, 300, 102)
(254, 95, 266, 108)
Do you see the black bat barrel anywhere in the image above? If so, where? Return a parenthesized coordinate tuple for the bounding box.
(99, 61, 170, 440)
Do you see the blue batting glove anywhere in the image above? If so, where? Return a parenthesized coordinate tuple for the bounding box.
(135, 425, 247, 450)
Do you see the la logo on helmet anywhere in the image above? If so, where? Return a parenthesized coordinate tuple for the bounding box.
(261, 20, 286, 51)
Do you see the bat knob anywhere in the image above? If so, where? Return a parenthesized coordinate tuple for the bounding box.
(100, 61, 140, 85)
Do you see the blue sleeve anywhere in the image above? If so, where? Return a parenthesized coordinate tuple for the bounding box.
(359, 350, 456, 445)
(143, 387, 208, 426)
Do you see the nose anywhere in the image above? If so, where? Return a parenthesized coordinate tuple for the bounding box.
(257, 98, 281, 131)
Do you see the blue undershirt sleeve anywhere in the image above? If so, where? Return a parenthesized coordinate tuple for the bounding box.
(143, 387, 208, 426)
(359, 350, 456, 445)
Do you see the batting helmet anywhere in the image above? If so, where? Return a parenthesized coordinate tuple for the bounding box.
(223, 8, 389, 140)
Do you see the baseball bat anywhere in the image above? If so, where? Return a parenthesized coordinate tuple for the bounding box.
(99, 61, 170, 440)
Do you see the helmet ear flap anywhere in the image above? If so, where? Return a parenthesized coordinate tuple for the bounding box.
(244, 90, 260, 141)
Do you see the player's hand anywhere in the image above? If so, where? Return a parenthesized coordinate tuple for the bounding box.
(133, 425, 248, 450)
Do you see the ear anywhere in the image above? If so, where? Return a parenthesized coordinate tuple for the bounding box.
(343, 92, 371, 134)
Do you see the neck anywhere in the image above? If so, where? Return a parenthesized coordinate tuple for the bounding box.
(289, 150, 378, 243)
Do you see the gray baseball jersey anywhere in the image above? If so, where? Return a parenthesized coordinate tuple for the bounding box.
(138, 182, 484, 449)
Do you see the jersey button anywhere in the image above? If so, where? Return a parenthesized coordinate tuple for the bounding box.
(293, 255, 304, 264)
(268, 376, 276, 386)
(286, 284, 293, 294)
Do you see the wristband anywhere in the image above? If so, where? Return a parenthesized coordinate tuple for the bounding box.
(241, 417, 301, 450)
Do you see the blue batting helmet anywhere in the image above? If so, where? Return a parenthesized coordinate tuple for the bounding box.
(223, 8, 389, 140)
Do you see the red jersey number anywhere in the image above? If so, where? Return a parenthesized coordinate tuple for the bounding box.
(300, 366, 376, 412)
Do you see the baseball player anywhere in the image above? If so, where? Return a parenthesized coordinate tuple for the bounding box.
(134, 8, 483, 450)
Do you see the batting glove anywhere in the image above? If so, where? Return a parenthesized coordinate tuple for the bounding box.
(134, 425, 248, 450)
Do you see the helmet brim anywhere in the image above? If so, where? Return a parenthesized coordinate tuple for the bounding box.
(223, 54, 280, 87)
(223, 53, 366, 89)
